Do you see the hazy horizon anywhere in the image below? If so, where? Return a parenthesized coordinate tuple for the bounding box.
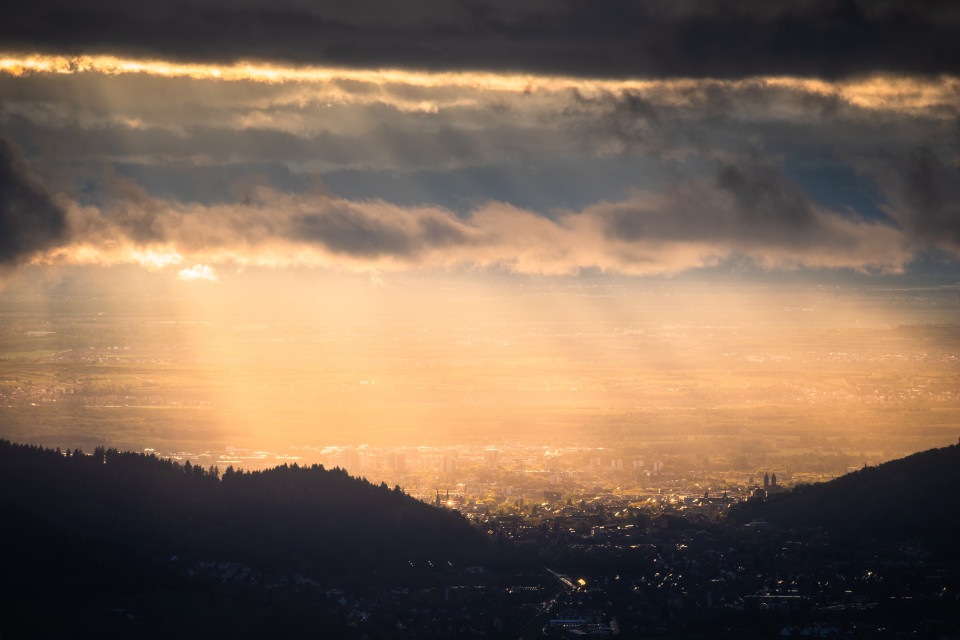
(3, 265, 958, 464)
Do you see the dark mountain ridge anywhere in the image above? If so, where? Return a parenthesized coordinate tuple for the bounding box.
(1, 439, 519, 638)
(733, 440, 960, 554)
(0, 439, 492, 579)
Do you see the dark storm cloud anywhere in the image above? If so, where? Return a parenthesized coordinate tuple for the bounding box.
(94, 175, 174, 244)
(293, 209, 417, 257)
(291, 205, 473, 258)
(4, 0, 960, 78)
(0, 136, 67, 264)
(1, 113, 550, 175)
(559, 81, 877, 162)
(878, 146, 960, 253)
(716, 152, 816, 235)
(568, 90, 665, 155)
(599, 151, 874, 254)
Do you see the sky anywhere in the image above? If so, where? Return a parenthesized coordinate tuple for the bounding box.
(1, 1, 959, 451)
(2, 0, 960, 279)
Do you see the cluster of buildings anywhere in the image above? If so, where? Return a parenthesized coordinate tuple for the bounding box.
(182, 505, 958, 639)
(161, 442, 807, 519)
(145, 442, 960, 638)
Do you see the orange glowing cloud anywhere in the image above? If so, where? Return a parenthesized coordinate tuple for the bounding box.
(177, 264, 218, 281)
(2, 54, 957, 117)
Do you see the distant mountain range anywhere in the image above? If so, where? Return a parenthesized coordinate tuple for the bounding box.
(733, 440, 960, 554)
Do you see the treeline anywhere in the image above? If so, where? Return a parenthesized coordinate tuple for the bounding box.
(0, 439, 492, 582)
(731, 441, 960, 557)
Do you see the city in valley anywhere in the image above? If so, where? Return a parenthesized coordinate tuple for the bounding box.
(11, 438, 955, 639)
(146, 440, 858, 517)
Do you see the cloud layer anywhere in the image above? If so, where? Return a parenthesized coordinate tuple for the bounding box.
(1, 59, 957, 277)
(4, 1, 960, 79)
(0, 137, 67, 265)
(33, 177, 910, 276)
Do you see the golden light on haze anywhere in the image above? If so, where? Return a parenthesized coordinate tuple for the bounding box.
(3, 265, 957, 460)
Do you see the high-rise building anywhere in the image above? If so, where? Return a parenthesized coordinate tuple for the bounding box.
(443, 453, 457, 475)
(389, 451, 406, 474)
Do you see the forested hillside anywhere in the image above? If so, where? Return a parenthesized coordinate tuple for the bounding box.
(733, 441, 960, 555)
(0, 439, 492, 577)
(0, 440, 513, 638)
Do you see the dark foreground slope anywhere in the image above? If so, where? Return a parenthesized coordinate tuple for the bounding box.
(0, 440, 491, 575)
(0, 440, 499, 638)
(733, 441, 960, 555)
